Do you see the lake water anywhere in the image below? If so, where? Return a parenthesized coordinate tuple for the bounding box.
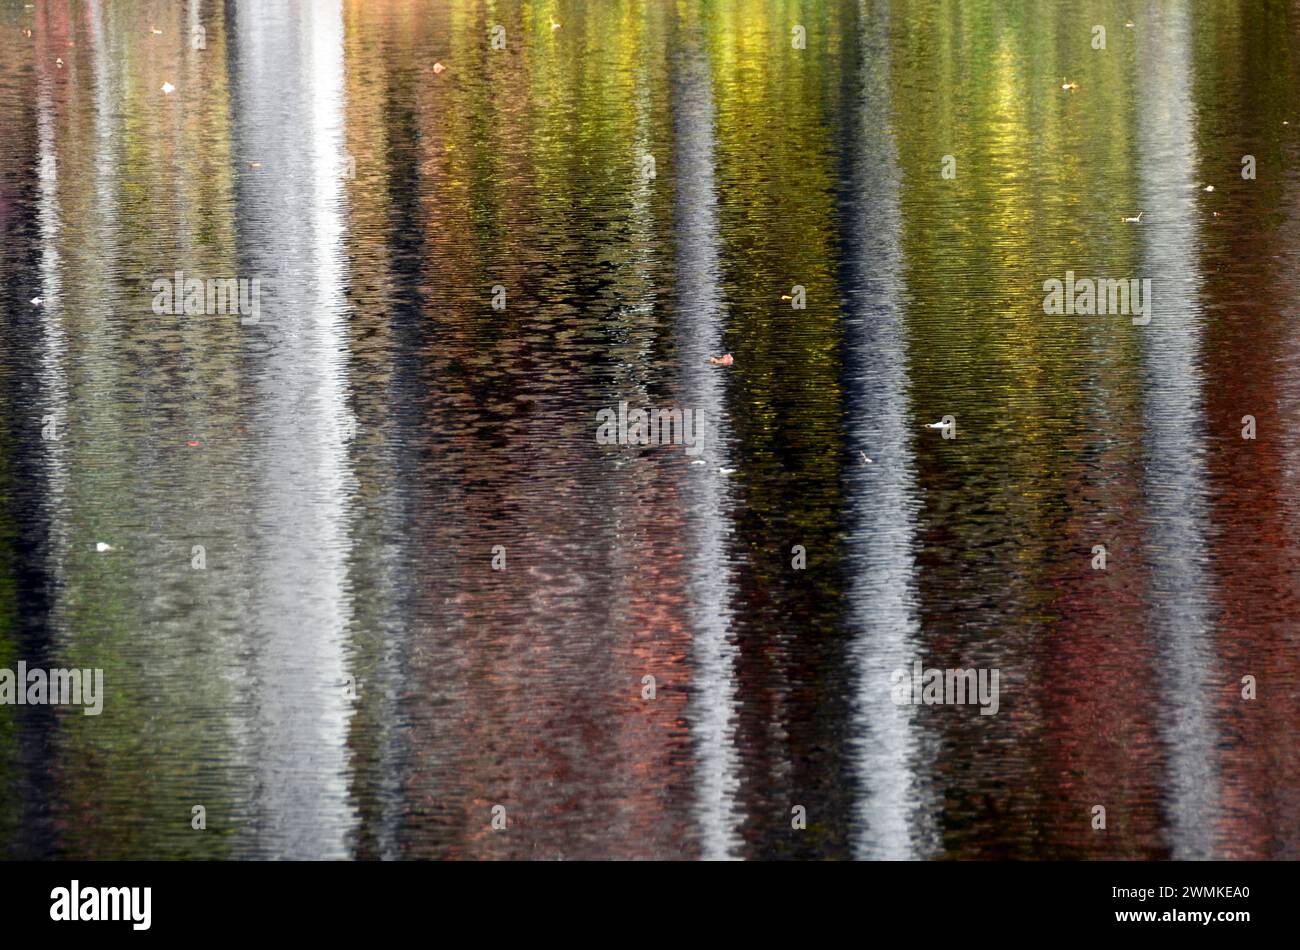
(1, 0, 1299, 860)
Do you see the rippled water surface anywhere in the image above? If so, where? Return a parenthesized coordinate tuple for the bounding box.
(2, 0, 1299, 860)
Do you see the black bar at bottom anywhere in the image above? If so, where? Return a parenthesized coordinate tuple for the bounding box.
(0, 860, 1284, 938)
